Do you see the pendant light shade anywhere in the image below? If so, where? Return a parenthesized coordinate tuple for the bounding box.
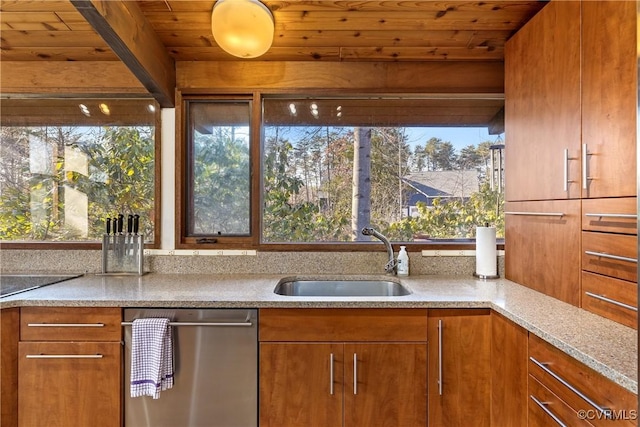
(211, 0, 275, 59)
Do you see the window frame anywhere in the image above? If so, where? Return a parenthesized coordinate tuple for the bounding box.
(0, 96, 162, 250)
(177, 90, 504, 251)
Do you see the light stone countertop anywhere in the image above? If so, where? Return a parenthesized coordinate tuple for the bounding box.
(1, 273, 637, 394)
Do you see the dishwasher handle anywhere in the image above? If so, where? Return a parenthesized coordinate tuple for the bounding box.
(122, 321, 253, 327)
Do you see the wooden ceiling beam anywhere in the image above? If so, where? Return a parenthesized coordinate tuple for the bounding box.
(70, 0, 176, 107)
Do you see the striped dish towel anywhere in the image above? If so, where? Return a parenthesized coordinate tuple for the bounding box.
(130, 318, 174, 399)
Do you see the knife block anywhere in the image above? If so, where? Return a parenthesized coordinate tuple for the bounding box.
(101, 234, 145, 275)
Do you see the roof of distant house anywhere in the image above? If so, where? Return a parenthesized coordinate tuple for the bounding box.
(403, 170, 480, 201)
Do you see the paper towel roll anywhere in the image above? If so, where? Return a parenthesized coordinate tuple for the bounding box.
(475, 226, 498, 278)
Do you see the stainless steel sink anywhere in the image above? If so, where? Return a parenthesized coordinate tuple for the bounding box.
(274, 279, 411, 297)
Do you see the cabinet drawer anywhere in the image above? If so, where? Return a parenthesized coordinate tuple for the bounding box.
(582, 272, 637, 329)
(529, 375, 593, 427)
(21, 307, 121, 342)
(259, 308, 427, 342)
(582, 198, 637, 235)
(529, 335, 637, 427)
(582, 232, 637, 282)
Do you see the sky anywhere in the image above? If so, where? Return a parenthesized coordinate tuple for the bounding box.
(404, 127, 504, 152)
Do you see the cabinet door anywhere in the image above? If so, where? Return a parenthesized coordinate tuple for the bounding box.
(18, 342, 121, 427)
(491, 312, 528, 427)
(581, 1, 636, 198)
(344, 343, 427, 427)
(428, 309, 491, 427)
(505, 200, 581, 306)
(259, 343, 343, 427)
(504, 0, 581, 201)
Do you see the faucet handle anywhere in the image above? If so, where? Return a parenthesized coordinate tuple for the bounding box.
(384, 259, 398, 274)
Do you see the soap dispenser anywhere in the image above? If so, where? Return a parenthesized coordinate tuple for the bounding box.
(397, 246, 409, 276)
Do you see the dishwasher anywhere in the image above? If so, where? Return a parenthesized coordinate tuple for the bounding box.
(123, 308, 258, 427)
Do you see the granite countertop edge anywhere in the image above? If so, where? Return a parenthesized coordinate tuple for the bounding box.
(1, 273, 637, 394)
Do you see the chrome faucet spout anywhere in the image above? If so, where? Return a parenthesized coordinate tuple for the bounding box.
(361, 227, 397, 275)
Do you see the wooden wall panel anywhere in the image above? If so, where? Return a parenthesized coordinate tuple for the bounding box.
(176, 61, 504, 93)
(0, 61, 146, 94)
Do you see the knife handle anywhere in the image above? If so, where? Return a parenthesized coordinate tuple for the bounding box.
(127, 215, 133, 234)
(106, 218, 111, 235)
(112, 218, 119, 235)
(133, 215, 140, 234)
(117, 214, 124, 233)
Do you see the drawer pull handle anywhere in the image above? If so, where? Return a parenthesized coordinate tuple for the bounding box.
(585, 292, 638, 312)
(26, 354, 104, 359)
(530, 356, 611, 419)
(505, 211, 565, 217)
(27, 323, 105, 328)
(530, 395, 568, 427)
(584, 251, 637, 264)
(585, 213, 637, 220)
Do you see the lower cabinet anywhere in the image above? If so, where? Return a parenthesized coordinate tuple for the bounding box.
(428, 309, 491, 427)
(528, 334, 638, 427)
(259, 308, 428, 427)
(18, 307, 122, 427)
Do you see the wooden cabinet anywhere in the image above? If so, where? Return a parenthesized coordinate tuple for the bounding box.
(528, 334, 637, 427)
(428, 309, 491, 427)
(581, 197, 638, 328)
(505, 200, 582, 306)
(581, 0, 637, 199)
(491, 311, 528, 427)
(1, 308, 19, 427)
(18, 307, 122, 427)
(505, 0, 636, 202)
(259, 308, 428, 427)
(504, 0, 581, 202)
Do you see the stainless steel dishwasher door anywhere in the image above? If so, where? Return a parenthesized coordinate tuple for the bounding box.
(123, 308, 258, 427)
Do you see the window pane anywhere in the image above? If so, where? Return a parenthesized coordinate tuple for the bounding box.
(0, 98, 157, 242)
(186, 101, 251, 236)
(262, 98, 505, 244)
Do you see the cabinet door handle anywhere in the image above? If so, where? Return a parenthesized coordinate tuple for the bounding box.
(27, 323, 105, 328)
(25, 354, 104, 359)
(530, 395, 568, 427)
(329, 353, 334, 395)
(438, 319, 443, 396)
(582, 143, 592, 190)
(353, 353, 358, 395)
(504, 211, 565, 217)
(584, 250, 637, 264)
(529, 357, 611, 419)
(585, 292, 638, 312)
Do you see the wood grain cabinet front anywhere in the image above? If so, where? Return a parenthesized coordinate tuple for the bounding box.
(18, 307, 122, 427)
(428, 309, 491, 427)
(259, 308, 427, 427)
(529, 334, 638, 427)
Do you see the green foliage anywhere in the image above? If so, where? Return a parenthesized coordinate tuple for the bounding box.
(0, 125, 155, 241)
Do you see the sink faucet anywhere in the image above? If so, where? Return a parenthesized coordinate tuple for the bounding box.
(361, 227, 397, 275)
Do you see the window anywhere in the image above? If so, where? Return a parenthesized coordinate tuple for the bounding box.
(0, 98, 159, 247)
(179, 97, 254, 246)
(178, 94, 504, 250)
(262, 97, 505, 245)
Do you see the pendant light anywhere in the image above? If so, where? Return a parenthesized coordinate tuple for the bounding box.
(211, 0, 275, 59)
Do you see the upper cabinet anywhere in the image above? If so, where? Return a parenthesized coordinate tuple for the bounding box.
(505, 0, 637, 202)
(581, 0, 637, 198)
(505, 0, 582, 202)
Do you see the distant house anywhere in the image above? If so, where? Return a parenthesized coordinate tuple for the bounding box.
(402, 170, 480, 217)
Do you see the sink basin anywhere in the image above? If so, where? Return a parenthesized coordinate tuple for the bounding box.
(274, 279, 411, 297)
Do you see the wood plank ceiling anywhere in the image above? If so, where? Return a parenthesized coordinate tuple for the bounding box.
(1, 0, 546, 62)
